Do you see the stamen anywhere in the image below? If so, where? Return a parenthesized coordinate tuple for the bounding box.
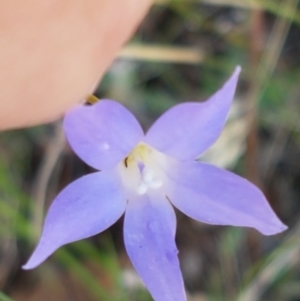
(142, 168, 155, 184)
(137, 166, 163, 194)
(124, 157, 128, 168)
(137, 182, 148, 195)
(119, 143, 164, 195)
(86, 94, 100, 104)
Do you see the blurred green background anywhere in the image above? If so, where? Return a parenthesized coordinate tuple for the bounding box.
(1, 0, 300, 300)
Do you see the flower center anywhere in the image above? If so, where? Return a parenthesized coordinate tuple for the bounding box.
(119, 143, 164, 195)
(137, 166, 163, 195)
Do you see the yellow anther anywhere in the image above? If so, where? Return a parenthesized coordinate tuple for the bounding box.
(125, 143, 151, 168)
(86, 95, 100, 105)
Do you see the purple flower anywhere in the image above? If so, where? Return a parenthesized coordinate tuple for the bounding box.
(23, 67, 286, 301)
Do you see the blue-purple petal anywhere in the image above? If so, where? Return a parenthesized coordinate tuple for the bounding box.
(124, 193, 186, 301)
(64, 100, 144, 170)
(164, 160, 287, 235)
(23, 170, 126, 269)
(145, 67, 241, 160)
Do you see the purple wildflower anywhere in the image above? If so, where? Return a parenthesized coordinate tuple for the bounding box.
(23, 67, 286, 301)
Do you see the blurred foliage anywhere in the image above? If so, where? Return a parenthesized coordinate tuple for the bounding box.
(0, 292, 14, 301)
(1, 0, 300, 300)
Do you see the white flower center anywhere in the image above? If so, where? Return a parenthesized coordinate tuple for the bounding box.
(118, 143, 165, 195)
(137, 166, 163, 195)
